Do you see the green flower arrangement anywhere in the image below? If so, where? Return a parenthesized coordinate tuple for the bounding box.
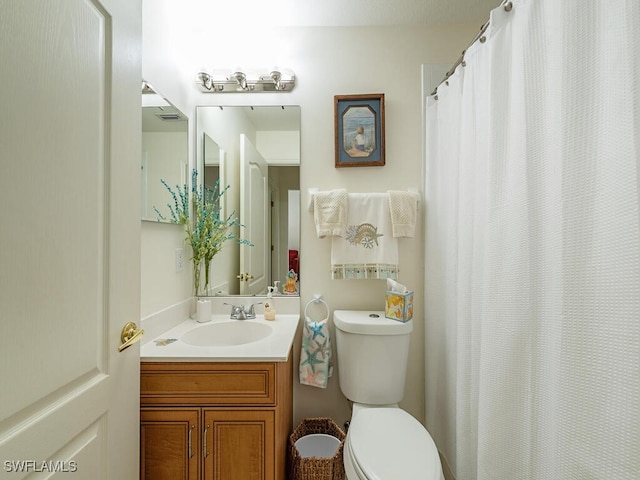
(155, 170, 252, 296)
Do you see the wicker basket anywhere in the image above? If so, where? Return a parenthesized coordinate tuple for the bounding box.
(288, 417, 346, 480)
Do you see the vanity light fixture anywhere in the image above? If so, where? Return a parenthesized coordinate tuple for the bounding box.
(270, 70, 282, 90)
(197, 68, 296, 93)
(233, 71, 248, 90)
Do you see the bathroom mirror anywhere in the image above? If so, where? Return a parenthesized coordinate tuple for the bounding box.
(141, 81, 188, 223)
(196, 105, 300, 296)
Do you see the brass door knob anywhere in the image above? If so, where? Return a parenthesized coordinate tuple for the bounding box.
(119, 322, 144, 352)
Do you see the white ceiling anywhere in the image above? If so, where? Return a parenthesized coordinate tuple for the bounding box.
(285, 0, 502, 26)
(172, 0, 502, 28)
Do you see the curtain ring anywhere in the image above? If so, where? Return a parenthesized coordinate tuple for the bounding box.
(504, 2, 513, 12)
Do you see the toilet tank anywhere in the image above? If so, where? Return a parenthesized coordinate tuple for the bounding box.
(334, 310, 412, 405)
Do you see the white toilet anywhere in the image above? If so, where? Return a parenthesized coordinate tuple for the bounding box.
(334, 310, 444, 480)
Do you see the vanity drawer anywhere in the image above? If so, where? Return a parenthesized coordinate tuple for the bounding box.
(141, 362, 276, 405)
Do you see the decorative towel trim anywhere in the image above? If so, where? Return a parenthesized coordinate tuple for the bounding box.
(331, 263, 399, 280)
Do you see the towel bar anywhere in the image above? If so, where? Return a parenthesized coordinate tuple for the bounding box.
(307, 187, 419, 213)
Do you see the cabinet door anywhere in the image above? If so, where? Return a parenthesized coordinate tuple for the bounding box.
(203, 409, 275, 480)
(141, 408, 200, 480)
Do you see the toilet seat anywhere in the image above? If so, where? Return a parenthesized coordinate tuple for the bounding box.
(345, 408, 443, 480)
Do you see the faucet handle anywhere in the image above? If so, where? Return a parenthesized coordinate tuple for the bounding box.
(224, 302, 244, 319)
(224, 302, 261, 319)
(243, 302, 262, 318)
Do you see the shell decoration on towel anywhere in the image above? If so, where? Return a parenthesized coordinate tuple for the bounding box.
(345, 223, 383, 249)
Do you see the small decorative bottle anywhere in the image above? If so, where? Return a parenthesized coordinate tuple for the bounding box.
(264, 286, 276, 321)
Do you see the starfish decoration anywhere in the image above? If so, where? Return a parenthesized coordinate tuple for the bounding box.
(314, 336, 330, 358)
(300, 348, 324, 373)
(308, 322, 326, 340)
(301, 368, 323, 386)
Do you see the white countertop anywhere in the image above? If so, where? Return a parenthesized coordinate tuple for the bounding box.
(140, 314, 300, 362)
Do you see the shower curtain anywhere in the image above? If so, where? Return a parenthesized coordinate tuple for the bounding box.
(424, 1, 639, 479)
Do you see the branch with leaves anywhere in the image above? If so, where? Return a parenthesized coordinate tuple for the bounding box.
(154, 170, 252, 296)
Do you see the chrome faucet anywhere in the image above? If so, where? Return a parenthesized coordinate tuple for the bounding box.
(225, 302, 259, 320)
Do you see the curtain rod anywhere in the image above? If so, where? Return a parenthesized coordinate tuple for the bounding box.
(430, 0, 513, 97)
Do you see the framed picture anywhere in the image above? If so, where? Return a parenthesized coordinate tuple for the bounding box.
(334, 93, 385, 168)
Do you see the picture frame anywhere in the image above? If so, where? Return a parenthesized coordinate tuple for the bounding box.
(334, 93, 385, 168)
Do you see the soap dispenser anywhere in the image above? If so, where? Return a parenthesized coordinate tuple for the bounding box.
(264, 286, 277, 321)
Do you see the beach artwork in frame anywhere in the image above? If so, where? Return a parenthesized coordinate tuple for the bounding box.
(334, 93, 385, 167)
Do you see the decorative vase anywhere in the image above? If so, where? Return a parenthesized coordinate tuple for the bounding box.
(193, 257, 213, 297)
(193, 258, 202, 297)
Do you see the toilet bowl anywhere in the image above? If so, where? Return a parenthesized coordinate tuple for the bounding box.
(343, 404, 444, 480)
(334, 311, 445, 480)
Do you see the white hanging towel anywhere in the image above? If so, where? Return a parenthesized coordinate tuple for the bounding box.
(331, 193, 399, 279)
(387, 190, 419, 238)
(313, 188, 348, 237)
(299, 296, 333, 388)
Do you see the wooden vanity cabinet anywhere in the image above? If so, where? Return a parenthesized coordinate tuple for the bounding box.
(140, 355, 293, 480)
(140, 408, 200, 480)
(202, 409, 275, 479)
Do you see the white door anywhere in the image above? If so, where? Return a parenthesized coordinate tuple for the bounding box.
(239, 134, 270, 295)
(0, 0, 141, 479)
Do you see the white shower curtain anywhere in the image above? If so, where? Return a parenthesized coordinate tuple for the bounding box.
(425, 1, 639, 479)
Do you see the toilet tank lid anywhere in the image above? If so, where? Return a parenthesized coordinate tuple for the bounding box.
(334, 310, 413, 335)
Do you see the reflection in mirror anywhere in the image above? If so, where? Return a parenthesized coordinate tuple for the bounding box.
(141, 81, 188, 223)
(197, 106, 300, 296)
(203, 133, 224, 217)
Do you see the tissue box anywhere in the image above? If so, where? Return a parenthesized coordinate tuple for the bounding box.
(385, 291, 414, 322)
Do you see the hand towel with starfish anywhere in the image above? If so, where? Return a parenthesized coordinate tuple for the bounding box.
(299, 302, 333, 389)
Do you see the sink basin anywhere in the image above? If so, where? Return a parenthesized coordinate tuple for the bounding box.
(181, 321, 273, 347)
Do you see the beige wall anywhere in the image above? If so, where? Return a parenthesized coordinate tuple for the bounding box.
(289, 26, 473, 427)
(142, 11, 477, 427)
